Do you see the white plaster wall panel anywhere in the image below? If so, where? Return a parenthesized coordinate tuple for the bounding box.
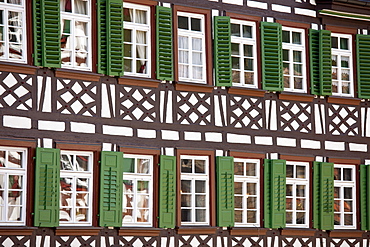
(349, 143, 367, 152)
(38, 120, 65, 132)
(160, 237, 174, 247)
(314, 104, 326, 134)
(277, 137, 296, 147)
(100, 236, 114, 247)
(301, 139, 321, 149)
(255, 136, 273, 145)
(271, 4, 291, 13)
(70, 122, 95, 134)
(3, 115, 31, 129)
(216, 150, 224, 156)
(365, 160, 370, 165)
(214, 95, 223, 127)
(295, 7, 316, 17)
(227, 133, 251, 144)
(184, 131, 202, 141)
(37, 75, 52, 112)
(42, 138, 53, 148)
(325, 141, 345, 151)
(222, 0, 243, 5)
(160, 91, 165, 123)
(164, 147, 175, 156)
(205, 132, 222, 142)
(247, 0, 268, 9)
(1, 237, 30, 247)
(166, 90, 173, 123)
(361, 107, 370, 137)
(101, 83, 115, 118)
(102, 125, 133, 137)
(36, 236, 51, 247)
(102, 143, 113, 151)
(137, 129, 156, 139)
(161, 130, 179, 140)
(328, 105, 358, 136)
(265, 100, 277, 131)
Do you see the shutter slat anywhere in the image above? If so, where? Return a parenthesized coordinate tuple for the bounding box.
(216, 156, 234, 227)
(320, 30, 332, 96)
(34, 148, 60, 227)
(261, 22, 283, 91)
(214, 16, 232, 87)
(159, 155, 176, 228)
(360, 165, 368, 230)
(357, 34, 370, 99)
(99, 151, 124, 227)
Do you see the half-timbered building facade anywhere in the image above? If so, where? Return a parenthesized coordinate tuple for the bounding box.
(1, 0, 370, 246)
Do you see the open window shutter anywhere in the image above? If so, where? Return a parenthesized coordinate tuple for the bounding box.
(34, 148, 60, 227)
(309, 29, 321, 95)
(156, 6, 173, 81)
(216, 156, 234, 227)
(313, 161, 334, 230)
(356, 34, 370, 99)
(261, 22, 283, 91)
(97, 0, 124, 76)
(360, 165, 370, 230)
(214, 16, 232, 87)
(33, 0, 61, 67)
(99, 151, 124, 227)
(158, 155, 176, 228)
(264, 159, 286, 228)
(319, 30, 332, 96)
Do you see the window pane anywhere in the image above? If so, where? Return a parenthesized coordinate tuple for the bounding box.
(294, 77, 303, 90)
(334, 168, 341, 180)
(124, 29, 132, 43)
(286, 198, 292, 210)
(76, 155, 89, 171)
(178, 16, 188, 30)
(123, 158, 135, 173)
(181, 180, 191, 193)
(344, 201, 352, 212)
(296, 185, 305, 197)
(195, 195, 206, 207)
(123, 8, 133, 22)
(340, 38, 348, 50)
(196, 209, 206, 222)
(61, 177, 73, 191)
(195, 160, 205, 173)
(247, 211, 256, 223)
(192, 38, 202, 52)
(296, 165, 306, 178)
(344, 214, 352, 225)
(282, 31, 290, 43)
(293, 51, 302, 63)
(292, 32, 301, 45)
(181, 209, 191, 222)
(243, 44, 253, 57)
(8, 151, 22, 168)
(332, 37, 338, 49)
(242, 25, 252, 38)
(232, 71, 240, 83)
(137, 159, 149, 174)
(181, 159, 192, 173)
(136, 30, 147, 45)
(191, 17, 201, 32)
(234, 182, 242, 194)
(76, 193, 89, 207)
(344, 187, 352, 199)
(231, 23, 240, 37)
(77, 178, 88, 191)
(286, 184, 293, 196)
(75, 0, 87, 15)
(234, 162, 243, 175)
(137, 181, 148, 193)
(181, 195, 191, 207)
(232, 57, 239, 69)
(247, 183, 256, 195)
(195, 180, 205, 193)
(294, 64, 302, 76)
(283, 49, 289, 61)
(245, 163, 256, 176)
(334, 200, 340, 212)
(8, 206, 22, 221)
(235, 210, 242, 223)
(296, 212, 305, 224)
(235, 196, 243, 208)
(341, 56, 349, 68)
(247, 197, 256, 209)
(135, 9, 147, 24)
(334, 213, 340, 225)
(296, 198, 305, 210)
(286, 165, 293, 178)
(334, 187, 340, 198)
(231, 43, 239, 56)
(244, 58, 253, 71)
(0, 151, 4, 167)
(245, 72, 254, 84)
(286, 212, 292, 224)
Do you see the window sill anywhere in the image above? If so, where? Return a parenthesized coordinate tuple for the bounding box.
(281, 228, 316, 236)
(119, 227, 162, 236)
(279, 92, 314, 102)
(230, 228, 268, 236)
(327, 95, 361, 105)
(0, 62, 37, 75)
(55, 68, 100, 82)
(176, 227, 217, 235)
(175, 81, 214, 93)
(118, 76, 161, 88)
(228, 87, 265, 97)
(329, 230, 364, 238)
(0, 227, 37, 235)
(55, 226, 103, 236)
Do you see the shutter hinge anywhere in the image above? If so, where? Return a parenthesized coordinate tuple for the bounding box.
(33, 157, 36, 160)
(158, 163, 160, 166)
(98, 161, 101, 163)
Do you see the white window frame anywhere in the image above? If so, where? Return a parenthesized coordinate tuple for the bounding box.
(59, 150, 93, 226)
(122, 154, 153, 227)
(334, 164, 356, 229)
(180, 155, 209, 225)
(60, 0, 91, 71)
(123, 3, 151, 78)
(285, 161, 309, 228)
(331, 33, 353, 97)
(282, 27, 306, 93)
(0, 146, 27, 226)
(230, 19, 257, 88)
(234, 158, 260, 227)
(0, 1, 27, 63)
(177, 12, 206, 84)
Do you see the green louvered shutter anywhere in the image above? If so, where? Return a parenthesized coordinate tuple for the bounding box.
(214, 16, 232, 87)
(261, 22, 283, 91)
(319, 30, 332, 96)
(356, 35, 370, 99)
(313, 162, 334, 230)
(309, 29, 321, 95)
(97, 0, 124, 76)
(264, 159, 286, 228)
(34, 148, 60, 227)
(159, 155, 176, 228)
(156, 6, 173, 81)
(99, 151, 124, 227)
(33, 0, 61, 67)
(216, 156, 234, 227)
(360, 165, 370, 230)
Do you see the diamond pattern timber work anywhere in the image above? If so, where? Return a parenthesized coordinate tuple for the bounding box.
(176, 92, 212, 125)
(280, 101, 312, 133)
(329, 238, 360, 247)
(230, 236, 264, 247)
(281, 236, 313, 247)
(0, 72, 33, 110)
(56, 78, 97, 116)
(119, 86, 156, 122)
(229, 96, 263, 129)
(178, 235, 213, 247)
(55, 236, 97, 247)
(118, 235, 159, 247)
(328, 104, 359, 136)
(0, 235, 31, 247)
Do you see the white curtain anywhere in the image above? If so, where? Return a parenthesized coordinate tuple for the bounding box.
(8, 11, 22, 59)
(192, 38, 203, 80)
(136, 11, 147, 73)
(178, 36, 188, 78)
